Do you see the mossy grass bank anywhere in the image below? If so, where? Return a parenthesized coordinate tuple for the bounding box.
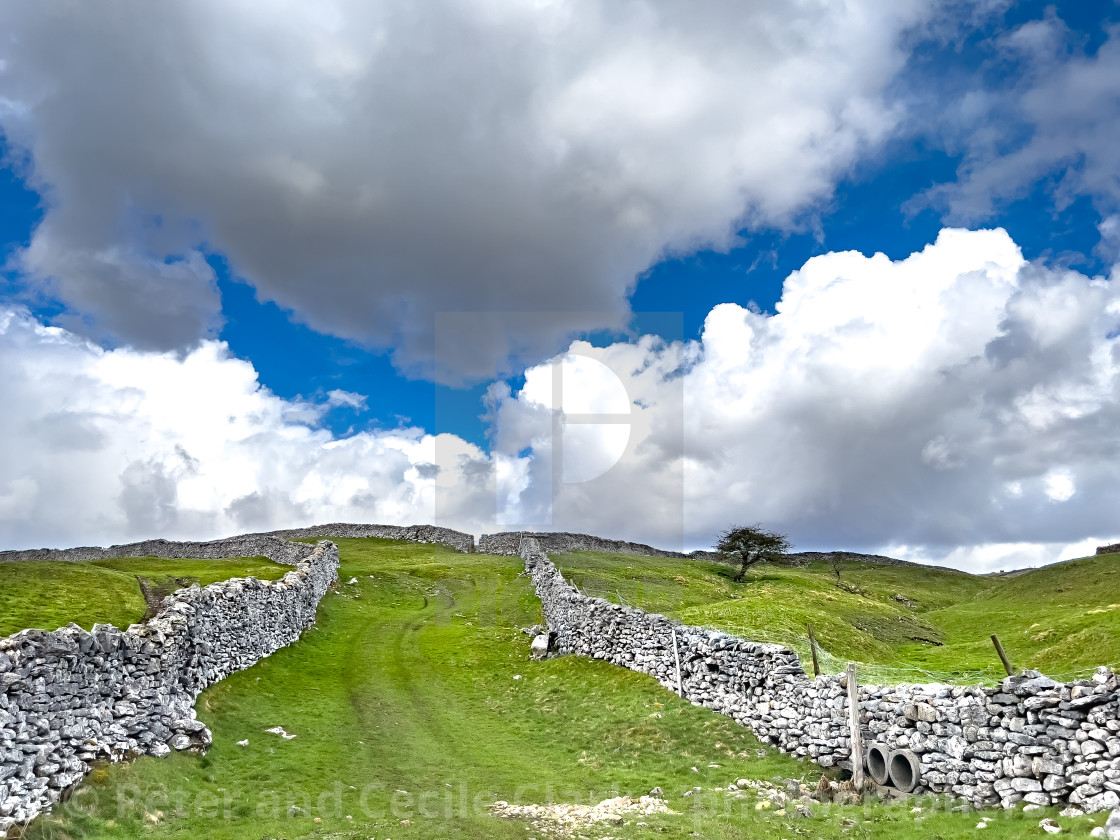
(0, 555, 289, 637)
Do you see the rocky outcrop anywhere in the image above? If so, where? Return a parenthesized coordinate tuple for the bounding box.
(480, 530, 686, 558)
(1098, 543, 1120, 556)
(522, 537, 1120, 812)
(0, 522, 475, 563)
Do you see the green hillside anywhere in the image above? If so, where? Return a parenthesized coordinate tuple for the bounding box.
(553, 549, 1120, 684)
(0, 555, 289, 637)
(26, 536, 1101, 839)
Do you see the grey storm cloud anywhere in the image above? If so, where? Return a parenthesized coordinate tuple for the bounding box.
(0, 0, 937, 382)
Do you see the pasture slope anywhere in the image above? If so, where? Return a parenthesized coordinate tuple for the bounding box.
(554, 548, 1120, 684)
(0, 556, 291, 638)
(4, 535, 1117, 838)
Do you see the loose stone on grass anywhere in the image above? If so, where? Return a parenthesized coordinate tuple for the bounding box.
(492, 795, 676, 836)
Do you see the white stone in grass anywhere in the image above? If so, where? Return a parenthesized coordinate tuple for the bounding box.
(1039, 818, 1062, 834)
(530, 635, 550, 660)
(265, 726, 296, 740)
(348, 577, 358, 584)
(1095, 809, 1120, 840)
(237, 739, 249, 746)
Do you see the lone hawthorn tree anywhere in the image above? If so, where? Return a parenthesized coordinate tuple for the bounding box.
(716, 524, 792, 582)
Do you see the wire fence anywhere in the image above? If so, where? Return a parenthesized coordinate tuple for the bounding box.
(576, 582, 1118, 688)
(696, 621, 1119, 687)
(698, 622, 997, 685)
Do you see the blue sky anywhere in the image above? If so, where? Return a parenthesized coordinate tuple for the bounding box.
(2, 0, 1120, 569)
(41, 0, 1117, 439)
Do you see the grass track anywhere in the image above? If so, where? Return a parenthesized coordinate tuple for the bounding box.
(21, 538, 1108, 838)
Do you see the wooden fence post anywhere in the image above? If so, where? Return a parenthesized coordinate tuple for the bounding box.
(991, 634, 1014, 676)
(807, 624, 821, 677)
(846, 662, 865, 792)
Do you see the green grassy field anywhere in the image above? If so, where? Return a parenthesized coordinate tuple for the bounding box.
(19, 538, 1108, 839)
(0, 555, 290, 637)
(553, 549, 1120, 684)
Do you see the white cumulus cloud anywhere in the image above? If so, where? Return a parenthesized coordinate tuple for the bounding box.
(4, 228, 1118, 572)
(486, 228, 1120, 570)
(0, 307, 493, 549)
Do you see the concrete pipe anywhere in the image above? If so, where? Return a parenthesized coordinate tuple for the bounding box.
(888, 749, 921, 793)
(866, 743, 891, 786)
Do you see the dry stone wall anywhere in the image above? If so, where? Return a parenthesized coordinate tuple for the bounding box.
(0, 522, 475, 563)
(0, 534, 340, 834)
(266, 522, 474, 553)
(0, 521, 478, 833)
(1098, 543, 1120, 556)
(481, 531, 957, 572)
(0, 533, 314, 565)
(523, 537, 1120, 813)
(481, 530, 686, 558)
